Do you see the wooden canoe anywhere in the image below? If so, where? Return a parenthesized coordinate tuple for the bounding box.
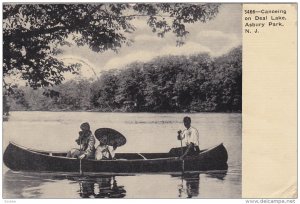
(3, 142, 228, 173)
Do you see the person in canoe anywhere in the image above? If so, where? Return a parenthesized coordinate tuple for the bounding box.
(94, 128, 126, 160)
(95, 138, 117, 160)
(177, 116, 200, 159)
(67, 122, 96, 159)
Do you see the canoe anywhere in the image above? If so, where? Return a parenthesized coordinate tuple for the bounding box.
(3, 142, 228, 173)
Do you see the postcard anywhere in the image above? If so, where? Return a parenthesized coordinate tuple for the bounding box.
(1, 2, 297, 200)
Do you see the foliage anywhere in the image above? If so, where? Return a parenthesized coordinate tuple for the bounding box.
(55, 79, 92, 110)
(8, 47, 242, 113)
(90, 70, 120, 111)
(3, 3, 219, 90)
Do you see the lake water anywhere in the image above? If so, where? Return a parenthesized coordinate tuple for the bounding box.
(3, 111, 241, 198)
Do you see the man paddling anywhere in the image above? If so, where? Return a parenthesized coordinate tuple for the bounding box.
(177, 116, 200, 159)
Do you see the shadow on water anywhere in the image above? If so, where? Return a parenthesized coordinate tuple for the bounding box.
(206, 170, 228, 180)
(3, 170, 227, 198)
(68, 175, 126, 198)
(178, 173, 201, 198)
(3, 170, 127, 198)
(171, 170, 227, 198)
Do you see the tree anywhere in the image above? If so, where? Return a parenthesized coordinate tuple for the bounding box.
(7, 46, 242, 113)
(90, 70, 120, 111)
(4, 87, 29, 111)
(3, 3, 219, 91)
(55, 79, 92, 110)
(115, 63, 146, 111)
(144, 56, 187, 111)
(212, 46, 242, 112)
(23, 88, 55, 110)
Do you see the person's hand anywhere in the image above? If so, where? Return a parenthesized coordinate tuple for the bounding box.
(79, 154, 86, 159)
(177, 130, 182, 140)
(113, 142, 118, 150)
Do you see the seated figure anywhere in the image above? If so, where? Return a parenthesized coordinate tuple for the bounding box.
(67, 122, 95, 159)
(95, 140, 117, 160)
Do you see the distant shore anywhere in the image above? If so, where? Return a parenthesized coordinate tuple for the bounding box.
(6, 47, 241, 114)
(7, 109, 242, 114)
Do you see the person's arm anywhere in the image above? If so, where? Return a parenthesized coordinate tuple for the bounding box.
(85, 135, 96, 156)
(76, 132, 82, 145)
(179, 143, 194, 159)
(111, 143, 118, 159)
(107, 146, 114, 160)
(195, 129, 200, 147)
(192, 128, 200, 147)
(79, 134, 95, 159)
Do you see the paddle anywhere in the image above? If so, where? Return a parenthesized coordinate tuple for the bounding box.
(79, 140, 83, 175)
(79, 158, 83, 175)
(177, 130, 185, 172)
(180, 138, 183, 155)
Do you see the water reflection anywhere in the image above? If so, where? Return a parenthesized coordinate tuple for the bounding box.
(69, 176, 126, 198)
(3, 170, 229, 198)
(178, 173, 200, 198)
(172, 171, 227, 198)
(3, 170, 64, 198)
(206, 171, 227, 180)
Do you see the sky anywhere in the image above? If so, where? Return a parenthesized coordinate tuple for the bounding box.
(60, 3, 242, 80)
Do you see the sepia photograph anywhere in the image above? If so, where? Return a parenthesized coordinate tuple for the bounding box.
(2, 3, 242, 198)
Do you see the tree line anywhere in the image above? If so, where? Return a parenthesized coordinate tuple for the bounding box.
(6, 46, 241, 113)
(3, 3, 219, 91)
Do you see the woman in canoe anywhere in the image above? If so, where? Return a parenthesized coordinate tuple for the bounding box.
(95, 139, 117, 160)
(67, 122, 96, 159)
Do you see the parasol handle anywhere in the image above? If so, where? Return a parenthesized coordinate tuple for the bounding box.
(107, 146, 113, 160)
